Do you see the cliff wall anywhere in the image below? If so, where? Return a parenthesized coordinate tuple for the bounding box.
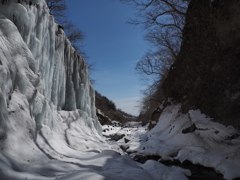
(162, 0, 240, 127)
(0, 0, 100, 135)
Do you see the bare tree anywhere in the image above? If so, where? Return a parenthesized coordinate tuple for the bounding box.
(122, 0, 188, 78)
(136, 28, 181, 80)
(136, 50, 172, 77)
(63, 21, 94, 72)
(122, 0, 189, 117)
(46, 0, 67, 23)
(45, 1, 86, 54)
(121, 0, 188, 33)
(63, 21, 84, 50)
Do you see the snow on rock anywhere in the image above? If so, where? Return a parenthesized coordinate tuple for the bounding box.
(0, 0, 97, 121)
(0, 1, 190, 179)
(126, 105, 240, 179)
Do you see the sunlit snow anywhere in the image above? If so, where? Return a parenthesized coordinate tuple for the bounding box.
(0, 1, 189, 179)
(0, 0, 239, 180)
(104, 105, 240, 180)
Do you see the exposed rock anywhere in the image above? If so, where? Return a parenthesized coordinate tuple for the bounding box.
(109, 134, 125, 141)
(162, 160, 224, 180)
(182, 123, 197, 134)
(133, 155, 161, 164)
(133, 155, 224, 180)
(162, 0, 240, 128)
(96, 108, 112, 125)
(148, 107, 162, 130)
(124, 138, 130, 143)
(120, 145, 129, 152)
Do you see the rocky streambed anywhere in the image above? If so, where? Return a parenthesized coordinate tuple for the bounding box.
(132, 154, 224, 180)
(102, 123, 227, 180)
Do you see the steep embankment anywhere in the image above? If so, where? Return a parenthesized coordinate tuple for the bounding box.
(162, 0, 240, 127)
(95, 91, 136, 125)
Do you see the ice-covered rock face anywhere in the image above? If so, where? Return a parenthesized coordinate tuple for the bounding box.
(0, 0, 99, 132)
(0, 1, 192, 179)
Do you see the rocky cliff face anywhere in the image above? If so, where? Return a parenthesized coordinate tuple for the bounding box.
(162, 0, 240, 128)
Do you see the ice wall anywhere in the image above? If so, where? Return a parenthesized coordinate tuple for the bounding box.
(0, 0, 100, 132)
(0, 1, 190, 179)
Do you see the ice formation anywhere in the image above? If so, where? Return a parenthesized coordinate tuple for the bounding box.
(0, 0, 191, 179)
(0, 0, 98, 125)
(2, 1, 238, 179)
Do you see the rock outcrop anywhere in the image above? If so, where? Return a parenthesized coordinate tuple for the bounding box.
(162, 0, 240, 128)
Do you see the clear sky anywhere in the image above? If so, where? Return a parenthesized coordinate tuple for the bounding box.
(66, 0, 149, 115)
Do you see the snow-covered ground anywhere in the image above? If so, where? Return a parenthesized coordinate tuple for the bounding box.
(0, 1, 189, 179)
(1, 94, 190, 180)
(0, 0, 239, 180)
(103, 105, 240, 180)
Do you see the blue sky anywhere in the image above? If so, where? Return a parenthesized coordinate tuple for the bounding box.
(66, 0, 149, 115)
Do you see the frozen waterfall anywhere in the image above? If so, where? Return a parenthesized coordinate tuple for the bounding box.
(0, 1, 191, 179)
(0, 0, 100, 132)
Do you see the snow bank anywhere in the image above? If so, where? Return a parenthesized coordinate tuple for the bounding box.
(127, 105, 240, 179)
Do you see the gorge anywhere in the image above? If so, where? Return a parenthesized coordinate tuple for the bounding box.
(0, 0, 240, 180)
